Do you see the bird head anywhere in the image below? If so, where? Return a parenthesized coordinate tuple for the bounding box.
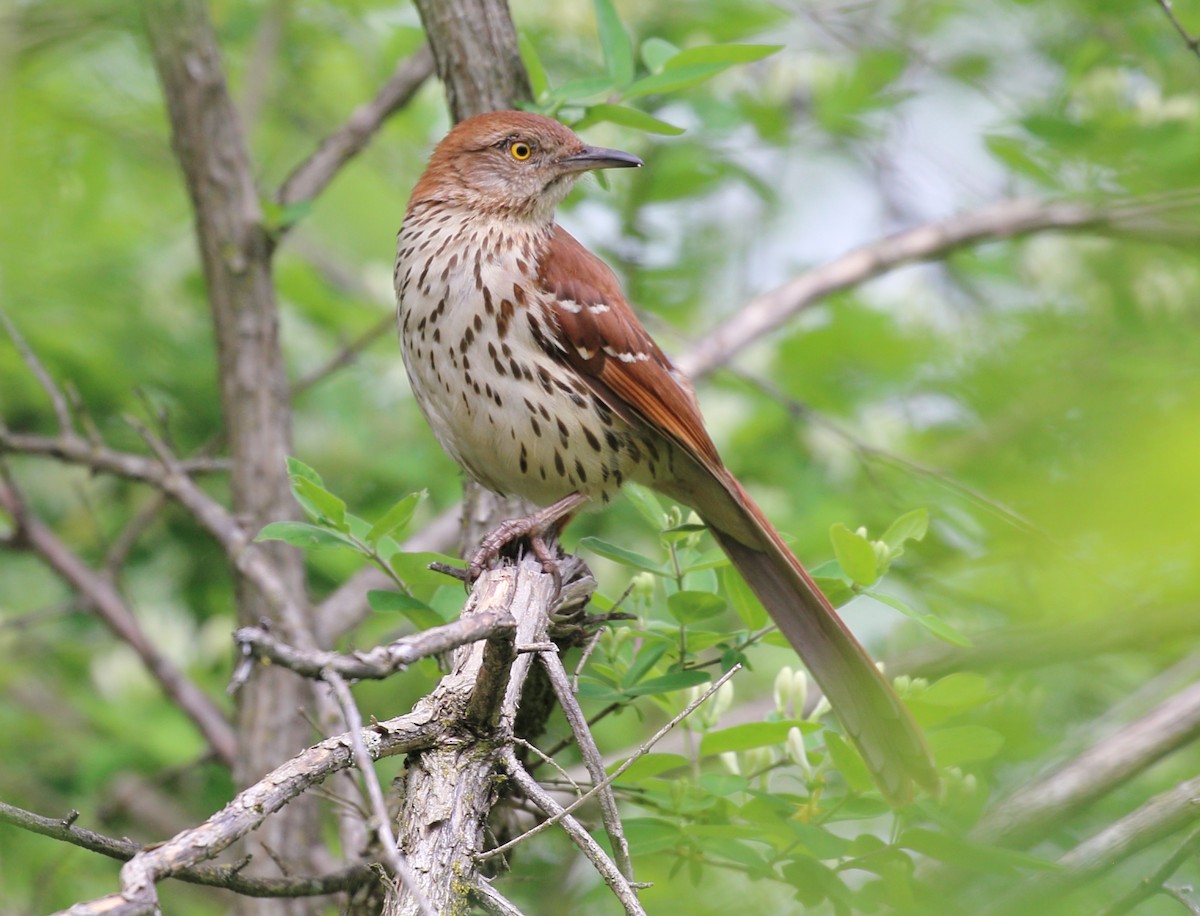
(409, 111, 642, 222)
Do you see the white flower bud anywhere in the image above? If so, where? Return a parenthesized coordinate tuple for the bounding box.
(791, 669, 809, 717)
(786, 726, 812, 777)
(720, 752, 741, 775)
(774, 666, 795, 716)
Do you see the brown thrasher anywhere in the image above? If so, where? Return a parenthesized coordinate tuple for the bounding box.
(395, 111, 937, 804)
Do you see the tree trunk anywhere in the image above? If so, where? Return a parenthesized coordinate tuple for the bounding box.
(142, 3, 320, 912)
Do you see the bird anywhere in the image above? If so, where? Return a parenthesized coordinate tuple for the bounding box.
(394, 110, 938, 804)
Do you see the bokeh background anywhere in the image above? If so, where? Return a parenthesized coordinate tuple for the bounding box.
(2, 0, 1199, 912)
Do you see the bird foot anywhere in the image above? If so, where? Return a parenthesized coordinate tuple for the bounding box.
(466, 493, 590, 587)
(467, 518, 563, 584)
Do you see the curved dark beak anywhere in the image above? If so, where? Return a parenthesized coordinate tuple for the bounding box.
(558, 145, 643, 173)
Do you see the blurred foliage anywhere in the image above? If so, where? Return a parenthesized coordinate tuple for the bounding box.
(3, 0, 1200, 913)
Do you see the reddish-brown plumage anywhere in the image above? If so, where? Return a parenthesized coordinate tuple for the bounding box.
(396, 111, 938, 804)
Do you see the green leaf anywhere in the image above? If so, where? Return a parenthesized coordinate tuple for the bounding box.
(928, 725, 1004, 766)
(623, 63, 729, 100)
(721, 565, 767, 628)
(623, 669, 711, 696)
(622, 481, 664, 529)
(609, 752, 689, 781)
(593, 0, 635, 85)
(919, 673, 995, 709)
(550, 76, 619, 105)
(623, 817, 683, 854)
(700, 720, 817, 756)
(812, 576, 855, 608)
(286, 456, 323, 486)
(823, 731, 874, 793)
(867, 591, 974, 647)
(640, 37, 679, 73)
(664, 43, 782, 70)
(667, 590, 727, 623)
(518, 33, 550, 100)
(829, 523, 878, 587)
(365, 491, 424, 544)
(366, 590, 445, 629)
(880, 508, 929, 555)
(255, 521, 355, 551)
(579, 536, 663, 573)
(578, 103, 684, 135)
(291, 476, 347, 531)
(898, 828, 1056, 873)
(623, 642, 668, 686)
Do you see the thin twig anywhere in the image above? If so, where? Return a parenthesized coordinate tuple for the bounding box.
(0, 309, 73, 434)
(482, 664, 742, 860)
(1156, 0, 1200, 61)
(1101, 827, 1200, 916)
(230, 607, 514, 689)
(500, 749, 647, 916)
(277, 45, 435, 207)
(56, 703, 440, 915)
(0, 474, 236, 766)
(0, 801, 374, 898)
(471, 875, 526, 916)
(538, 648, 634, 881)
(323, 670, 434, 916)
(292, 313, 396, 396)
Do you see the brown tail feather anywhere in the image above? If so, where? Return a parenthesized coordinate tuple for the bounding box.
(700, 476, 938, 805)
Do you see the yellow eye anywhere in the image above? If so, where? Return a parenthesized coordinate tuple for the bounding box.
(509, 141, 533, 161)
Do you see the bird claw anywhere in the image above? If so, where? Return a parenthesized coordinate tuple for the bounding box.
(467, 519, 564, 588)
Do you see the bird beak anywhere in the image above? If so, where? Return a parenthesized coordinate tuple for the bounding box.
(557, 145, 643, 173)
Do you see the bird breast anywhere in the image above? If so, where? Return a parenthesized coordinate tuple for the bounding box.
(395, 205, 647, 507)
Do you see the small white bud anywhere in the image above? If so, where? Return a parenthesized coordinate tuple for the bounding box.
(855, 526, 869, 539)
(791, 669, 809, 717)
(720, 752, 741, 775)
(809, 695, 832, 721)
(774, 666, 795, 716)
(786, 727, 812, 777)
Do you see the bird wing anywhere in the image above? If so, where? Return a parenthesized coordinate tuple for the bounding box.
(535, 225, 724, 473)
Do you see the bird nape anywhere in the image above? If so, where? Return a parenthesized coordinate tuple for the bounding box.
(394, 110, 938, 805)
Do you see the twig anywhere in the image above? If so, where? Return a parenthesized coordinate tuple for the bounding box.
(276, 45, 435, 207)
(0, 801, 374, 898)
(1163, 885, 1200, 915)
(500, 749, 647, 916)
(471, 875, 526, 915)
(323, 670, 433, 916)
(231, 608, 515, 689)
(238, 0, 290, 129)
(481, 664, 742, 860)
(679, 197, 1171, 381)
(1156, 0, 1200, 61)
(0, 475, 236, 767)
(292, 313, 396, 396)
(988, 773, 1200, 913)
(0, 309, 73, 434)
(1101, 826, 1200, 916)
(538, 648, 634, 882)
(55, 703, 440, 915)
(975, 680, 1200, 846)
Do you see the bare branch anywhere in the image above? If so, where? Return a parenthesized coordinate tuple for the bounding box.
(0, 476, 236, 767)
(1156, 0, 1200, 61)
(482, 664, 742, 861)
(0, 801, 374, 899)
(0, 308, 73, 434)
(323, 671, 433, 916)
(277, 46, 435, 207)
(59, 705, 440, 915)
(231, 608, 515, 685)
(680, 198, 1127, 380)
(538, 648, 633, 881)
(500, 750, 646, 916)
(471, 876, 526, 916)
(976, 680, 1200, 846)
(990, 773, 1200, 912)
(1101, 827, 1200, 916)
(292, 314, 396, 397)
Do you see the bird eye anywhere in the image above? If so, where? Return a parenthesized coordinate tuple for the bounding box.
(509, 140, 533, 161)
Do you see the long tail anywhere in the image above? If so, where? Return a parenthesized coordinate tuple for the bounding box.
(697, 473, 938, 805)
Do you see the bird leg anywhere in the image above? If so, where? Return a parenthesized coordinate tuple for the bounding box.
(468, 492, 589, 583)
